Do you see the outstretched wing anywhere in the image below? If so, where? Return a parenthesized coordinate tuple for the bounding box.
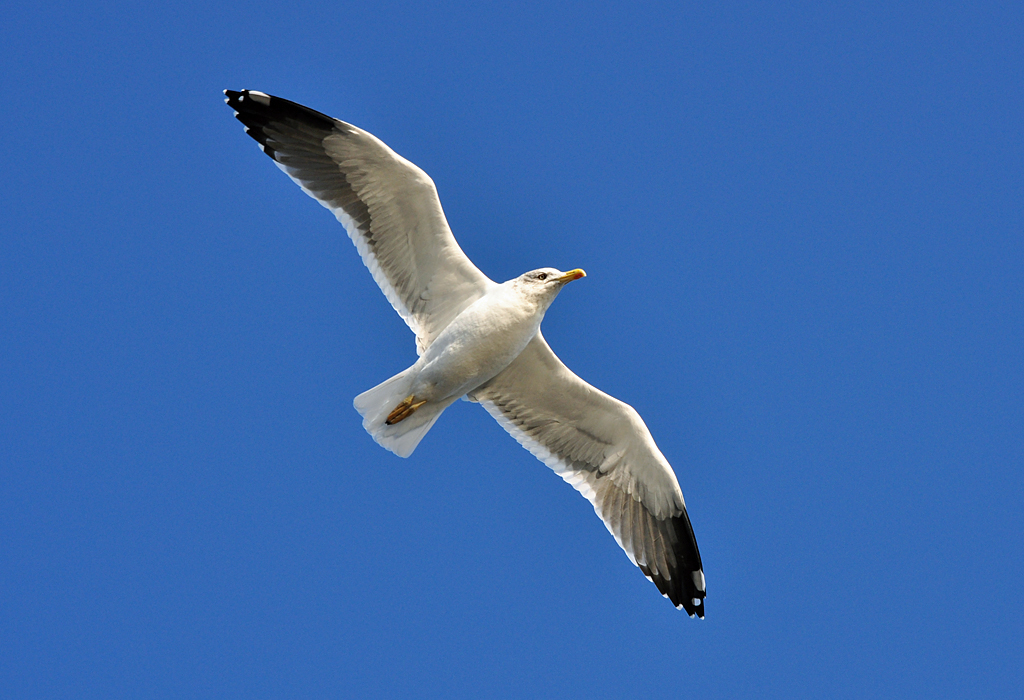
(470, 332, 706, 616)
(225, 89, 495, 354)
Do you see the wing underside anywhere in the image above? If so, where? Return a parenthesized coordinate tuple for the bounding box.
(225, 89, 494, 353)
(472, 333, 706, 616)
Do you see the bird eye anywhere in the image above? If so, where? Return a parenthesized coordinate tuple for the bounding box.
(537, 273, 548, 280)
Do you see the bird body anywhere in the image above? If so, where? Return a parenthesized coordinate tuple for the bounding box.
(225, 89, 707, 617)
(413, 270, 571, 406)
(355, 268, 584, 457)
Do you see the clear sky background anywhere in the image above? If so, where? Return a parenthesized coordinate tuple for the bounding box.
(3, 2, 1022, 698)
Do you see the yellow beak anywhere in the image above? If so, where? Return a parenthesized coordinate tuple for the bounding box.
(558, 268, 587, 283)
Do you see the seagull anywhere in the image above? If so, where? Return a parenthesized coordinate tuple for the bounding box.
(224, 89, 707, 617)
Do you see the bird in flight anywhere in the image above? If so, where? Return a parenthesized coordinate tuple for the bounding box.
(224, 89, 706, 616)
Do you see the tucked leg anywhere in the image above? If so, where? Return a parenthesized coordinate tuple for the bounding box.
(386, 395, 428, 425)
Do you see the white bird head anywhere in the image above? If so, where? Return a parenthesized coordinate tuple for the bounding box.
(513, 267, 587, 306)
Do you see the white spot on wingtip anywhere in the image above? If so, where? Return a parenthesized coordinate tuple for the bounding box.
(692, 597, 701, 607)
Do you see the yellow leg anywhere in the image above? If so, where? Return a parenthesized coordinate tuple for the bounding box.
(385, 395, 428, 425)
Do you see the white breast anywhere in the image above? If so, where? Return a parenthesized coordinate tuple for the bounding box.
(412, 284, 545, 401)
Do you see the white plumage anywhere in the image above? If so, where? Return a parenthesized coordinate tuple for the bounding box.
(225, 89, 707, 616)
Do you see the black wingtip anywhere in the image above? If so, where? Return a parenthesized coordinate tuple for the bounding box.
(223, 89, 244, 108)
(223, 89, 337, 128)
(683, 590, 706, 619)
(675, 508, 706, 618)
(646, 508, 706, 618)
(644, 563, 706, 618)
(223, 89, 343, 164)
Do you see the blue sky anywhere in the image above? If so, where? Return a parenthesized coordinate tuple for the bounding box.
(3, 1, 1022, 697)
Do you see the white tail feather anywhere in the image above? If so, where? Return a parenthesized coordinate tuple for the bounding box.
(353, 367, 456, 457)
